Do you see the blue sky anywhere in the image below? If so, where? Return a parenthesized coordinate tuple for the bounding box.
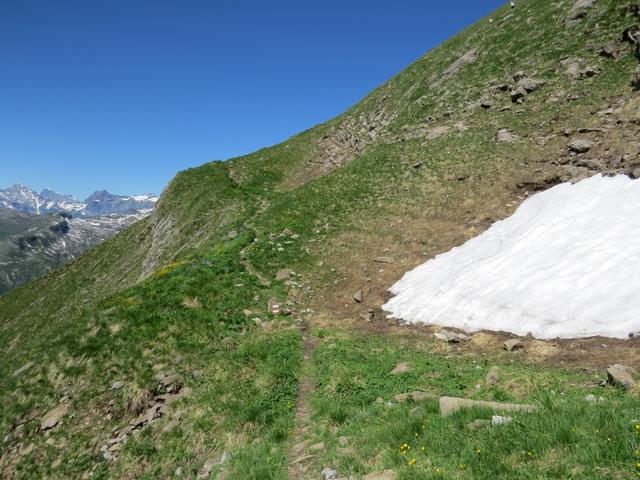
(1, 0, 505, 199)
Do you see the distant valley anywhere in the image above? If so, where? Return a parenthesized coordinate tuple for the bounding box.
(0, 184, 157, 294)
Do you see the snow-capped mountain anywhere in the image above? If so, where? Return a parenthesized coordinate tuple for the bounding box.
(0, 183, 159, 294)
(0, 209, 151, 295)
(0, 184, 159, 216)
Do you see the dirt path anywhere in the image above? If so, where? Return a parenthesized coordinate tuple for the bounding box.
(287, 317, 317, 480)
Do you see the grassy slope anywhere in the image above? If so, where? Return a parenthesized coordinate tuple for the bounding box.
(2, 0, 640, 478)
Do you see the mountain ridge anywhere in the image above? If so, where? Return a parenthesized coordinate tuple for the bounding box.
(2, 1, 640, 478)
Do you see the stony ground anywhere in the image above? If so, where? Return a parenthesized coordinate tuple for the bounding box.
(2, 0, 640, 478)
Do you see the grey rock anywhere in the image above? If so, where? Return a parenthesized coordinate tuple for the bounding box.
(568, 139, 593, 153)
(607, 364, 636, 389)
(510, 86, 527, 103)
(585, 394, 604, 403)
(111, 381, 125, 390)
(12, 361, 34, 378)
(321, 467, 338, 480)
(518, 78, 546, 93)
(439, 396, 537, 416)
(353, 290, 363, 303)
(374, 256, 395, 264)
(485, 366, 500, 386)
(496, 128, 518, 143)
(389, 362, 412, 375)
(41, 404, 68, 430)
(161, 373, 183, 389)
(512, 70, 527, 82)
(433, 329, 469, 343)
(503, 339, 523, 351)
(572, 0, 595, 9)
(600, 41, 621, 58)
(196, 458, 217, 479)
(441, 49, 478, 81)
(491, 415, 513, 425)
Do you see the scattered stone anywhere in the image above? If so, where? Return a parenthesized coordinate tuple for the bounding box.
(518, 78, 546, 93)
(607, 364, 636, 389)
(496, 128, 518, 143)
(441, 49, 478, 81)
(41, 403, 68, 430)
(470, 332, 501, 349)
(568, 139, 594, 153)
(389, 362, 412, 375)
(321, 468, 338, 480)
(439, 396, 537, 416)
(353, 290, 363, 303)
(182, 297, 202, 309)
(510, 86, 527, 103)
(580, 65, 600, 78)
(374, 256, 395, 264)
(585, 394, 605, 403)
(196, 458, 217, 480)
(466, 419, 491, 430)
(503, 339, 523, 351)
(565, 11, 587, 28)
(491, 415, 513, 425)
(601, 41, 621, 58)
(275, 268, 293, 280)
(11, 361, 34, 378)
(111, 381, 125, 390)
(363, 470, 397, 480)
(485, 366, 500, 386)
(574, 158, 603, 170)
(433, 329, 469, 343)
(622, 25, 640, 44)
(394, 391, 437, 403)
(512, 70, 527, 82)
(160, 373, 183, 389)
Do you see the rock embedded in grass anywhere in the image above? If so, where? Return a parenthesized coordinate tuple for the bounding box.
(394, 391, 437, 403)
(40, 403, 68, 430)
(321, 467, 338, 480)
(485, 366, 500, 385)
(439, 396, 537, 416)
(389, 362, 412, 375)
(503, 339, 523, 352)
(353, 290, 363, 303)
(607, 364, 636, 389)
(433, 329, 469, 343)
(568, 139, 594, 153)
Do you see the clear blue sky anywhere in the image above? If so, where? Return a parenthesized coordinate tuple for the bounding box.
(1, 0, 504, 199)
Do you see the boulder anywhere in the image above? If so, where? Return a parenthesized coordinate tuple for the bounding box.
(568, 139, 593, 153)
(512, 70, 527, 82)
(111, 380, 125, 390)
(574, 158, 603, 170)
(600, 41, 621, 58)
(439, 396, 537, 416)
(503, 339, 523, 351)
(622, 25, 640, 44)
(353, 290, 363, 303)
(389, 362, 412, 375)
(41, 403, 68, 430)
(607, 364, 636, 389)
(433, 329, 469, 343)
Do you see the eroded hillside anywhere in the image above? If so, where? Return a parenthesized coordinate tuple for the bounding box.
(2, 1, 640, 478)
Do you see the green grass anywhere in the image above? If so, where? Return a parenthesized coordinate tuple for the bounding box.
(306, 334, 640, 479)
(2, 0, 640, 477)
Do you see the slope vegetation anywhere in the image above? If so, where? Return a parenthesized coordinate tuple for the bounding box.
(2, 1, 640, 478)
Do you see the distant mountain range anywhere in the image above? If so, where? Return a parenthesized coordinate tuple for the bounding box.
(0, 183, 158, 216)
(0, 184, 158, 295)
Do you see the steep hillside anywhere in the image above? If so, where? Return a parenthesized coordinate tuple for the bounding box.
(2, 1, 640, 479)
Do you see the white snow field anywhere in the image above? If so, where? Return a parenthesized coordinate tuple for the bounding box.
(382, 174, 640, 339)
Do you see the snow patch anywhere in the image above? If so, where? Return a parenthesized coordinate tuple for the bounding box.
(382, 175, 640, 339)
